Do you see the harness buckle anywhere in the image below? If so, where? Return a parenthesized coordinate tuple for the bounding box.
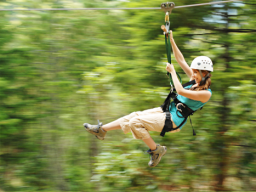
(176, 103, 185, 113)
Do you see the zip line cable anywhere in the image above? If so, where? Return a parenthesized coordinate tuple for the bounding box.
(0, 0, 243, 11)
(174, 0, 242, 9)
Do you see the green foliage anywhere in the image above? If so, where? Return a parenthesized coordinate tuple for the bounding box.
(0, 0, 256, 191)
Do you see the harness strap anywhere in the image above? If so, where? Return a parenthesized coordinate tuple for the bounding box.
(160, 112, 172, 137)
(189, 116, 196, 136)
(160, 80, 198, 137)
(173, 79, 196, 91)
(160, 112, 188, 137)
(174, 98, 195, 117)
(161, 80, 196, 112)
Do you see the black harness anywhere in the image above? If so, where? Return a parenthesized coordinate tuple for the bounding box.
(160, 80, 198, 137)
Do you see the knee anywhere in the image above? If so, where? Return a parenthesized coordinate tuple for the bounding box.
(129, 117, 150, 140)
(119, 113, 139, 134)
(129, 117, 141, 129)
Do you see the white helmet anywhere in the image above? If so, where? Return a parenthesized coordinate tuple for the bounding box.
(190, 56, 213, 72)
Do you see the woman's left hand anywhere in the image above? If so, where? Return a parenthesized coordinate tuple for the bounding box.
(166, 63, 175, 73)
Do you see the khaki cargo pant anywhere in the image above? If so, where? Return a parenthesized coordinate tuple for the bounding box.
(118, 107, 179, 140)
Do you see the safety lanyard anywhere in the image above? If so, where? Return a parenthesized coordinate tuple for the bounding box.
(161, 2, 182, 87)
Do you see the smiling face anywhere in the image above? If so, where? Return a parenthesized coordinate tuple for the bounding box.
(191, 69, 205, 84)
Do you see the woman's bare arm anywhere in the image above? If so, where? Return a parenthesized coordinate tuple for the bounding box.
(169, 31, 193, 78)
(166, 63, 211, 103)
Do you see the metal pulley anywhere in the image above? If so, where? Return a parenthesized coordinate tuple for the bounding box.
(160, 2, 175, 13)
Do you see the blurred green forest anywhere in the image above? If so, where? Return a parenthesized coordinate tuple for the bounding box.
(0, 0, 256, 191)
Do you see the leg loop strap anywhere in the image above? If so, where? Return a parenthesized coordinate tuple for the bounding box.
(160, 112, 173, 137)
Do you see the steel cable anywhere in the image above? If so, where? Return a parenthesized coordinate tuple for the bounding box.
(0, 0, 243, 11)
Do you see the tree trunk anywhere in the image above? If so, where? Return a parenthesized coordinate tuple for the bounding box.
(214, 6, 231, 191)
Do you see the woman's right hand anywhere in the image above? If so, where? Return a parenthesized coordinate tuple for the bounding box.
(166, 63, 175, 73)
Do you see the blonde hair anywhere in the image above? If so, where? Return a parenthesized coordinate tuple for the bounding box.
(190, 70, 212, 91)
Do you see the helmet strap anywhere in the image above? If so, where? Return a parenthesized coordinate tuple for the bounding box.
(199, 70, 209, 86)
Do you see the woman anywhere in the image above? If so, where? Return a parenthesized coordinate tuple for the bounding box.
(83, 31, 213, 167)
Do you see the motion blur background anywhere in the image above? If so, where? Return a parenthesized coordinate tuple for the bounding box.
(0, 0, 255, 191)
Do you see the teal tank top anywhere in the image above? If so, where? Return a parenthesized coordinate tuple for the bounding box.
(169, 85, 212, 129)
